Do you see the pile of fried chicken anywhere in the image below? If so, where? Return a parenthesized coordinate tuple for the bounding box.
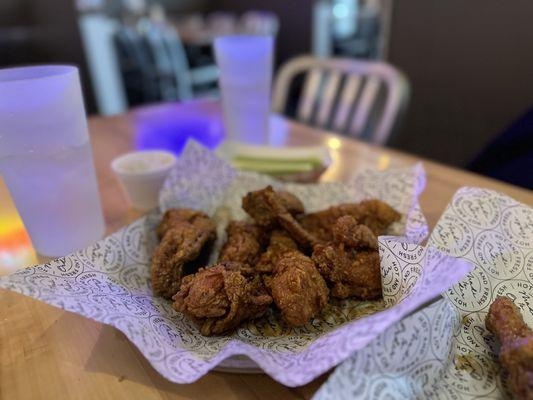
(150, 185, 401, 336)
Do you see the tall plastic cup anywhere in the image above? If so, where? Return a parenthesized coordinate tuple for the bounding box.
(0, 65, 105, 257)
(214, 35, 273, 145)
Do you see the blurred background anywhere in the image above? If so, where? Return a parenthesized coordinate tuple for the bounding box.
(1, 0, 532, 180)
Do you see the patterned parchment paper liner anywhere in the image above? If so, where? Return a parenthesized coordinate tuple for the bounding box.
(315, 187, 533, 399)
(0, 142, 473, 387)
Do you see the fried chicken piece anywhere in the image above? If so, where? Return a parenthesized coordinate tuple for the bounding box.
(242, 186, 319, 248)
(312, 216, 382, 299)
(485, 296, 533, 400)
(173, 263, 272, 336)
(267, 250, 329, 327)
(277, 213, 321, 249)
(355, 199, 402, 235)
(242, 186, 304, 228)
(217, 221, 266, 266)
(313, 246, 381, 299)
(278, 191, 305, 215)
(298, 207, 349, 242)
(156, 208, 212, 240)
(332, 215, 378, 250)
(151, 210, 216, 299)
(299, 199, 401, 241)
(256, 230, 298, 274)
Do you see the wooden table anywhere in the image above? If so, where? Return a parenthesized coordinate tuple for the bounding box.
(1, 104, 532, 399)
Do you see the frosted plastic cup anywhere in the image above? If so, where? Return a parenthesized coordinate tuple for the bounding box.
(214, 35, 273, 145)
(0, 65, 105, 257)
(111, 150, 176, 210)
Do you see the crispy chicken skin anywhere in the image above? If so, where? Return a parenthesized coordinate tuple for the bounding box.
(267, 250, 329, 327)
(486, 296, 533, 400)
(256, 230, 299, 274)
(242, 186, 304, 229)
(299, 199, 401, 242)
(217, 221, 266, 265)
(151, 209, 216, 299)
(313, 246, 381, 299)
(278, 191, 305, 215)
(172, 263, 272, 336)
(332, 214, 378, 250)
(277, 213, 321, 249)
(312, 216, 382, 299)
(354, 199, 402, 235)
(242, 185, 319, 248)
(156, 208, 213, 240)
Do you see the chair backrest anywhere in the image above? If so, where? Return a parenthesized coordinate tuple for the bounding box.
(144, 23, 194, 100)
(272, 55, 409, 144)
(114, 26, 160, 104)
(115, 26, 153, 75)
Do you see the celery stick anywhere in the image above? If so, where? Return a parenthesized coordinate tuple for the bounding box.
(233, 155, 323, 168)
(232, 159, 316, 173)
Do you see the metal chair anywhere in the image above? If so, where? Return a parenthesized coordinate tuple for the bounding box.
(144, 23, 219, 101)
(272, 55, 409, 144)
(114, 26, 161, 105)
(143, 24, 180, 100)
(144, 24, 190, 100)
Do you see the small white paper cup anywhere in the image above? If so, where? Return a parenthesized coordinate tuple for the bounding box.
(111, 150, 176, 210)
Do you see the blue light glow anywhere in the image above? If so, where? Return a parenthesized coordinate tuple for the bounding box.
(333, 3, 349, 18)
(134, 103, 225, 155)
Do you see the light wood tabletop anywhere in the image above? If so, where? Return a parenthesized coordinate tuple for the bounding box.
(1, 102, 531, 400)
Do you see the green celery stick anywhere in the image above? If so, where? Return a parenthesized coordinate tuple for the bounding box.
(232, 159, 316, 174)
(232, 155, 323, 168)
